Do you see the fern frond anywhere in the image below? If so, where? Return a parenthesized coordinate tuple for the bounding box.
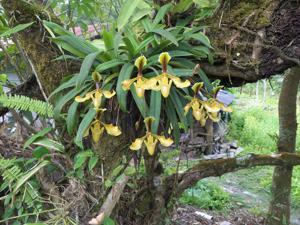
(0, 94, 54, 117)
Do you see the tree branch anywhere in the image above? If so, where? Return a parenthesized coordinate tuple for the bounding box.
(165, 153, 300, 197)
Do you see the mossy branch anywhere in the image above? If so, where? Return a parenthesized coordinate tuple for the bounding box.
(165, 153, 300, 197)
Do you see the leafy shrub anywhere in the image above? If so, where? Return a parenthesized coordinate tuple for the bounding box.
(179, 180, 230, 210)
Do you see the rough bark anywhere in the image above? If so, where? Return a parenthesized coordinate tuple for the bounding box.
(266, 67, 300, 225)
(1, 0, 79, 96)
(202, 0, 300, 86)
(164, 153, 300, 200)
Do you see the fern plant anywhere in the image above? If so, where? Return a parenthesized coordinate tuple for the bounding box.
(0, 94, 54, 117)
(0, 157, 48, 223)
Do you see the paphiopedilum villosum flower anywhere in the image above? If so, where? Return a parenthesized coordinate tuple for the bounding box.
(84, 109, 122, 143)
(152, 52, 191, 98)
(122, 55, 157, 98)
(75, 72, 121, 142)
(184, 82, 232, 126)
(129, 117, 173, 156)
(75, 72, 116, 110)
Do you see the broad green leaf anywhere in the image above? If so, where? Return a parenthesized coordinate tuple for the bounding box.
(33, 147, 49, 159)
(49, 74, 79, 98)
(153, 3, 172, 25)
(0, 22, 34, 37)
(149, 91, 161, 134)
(135, 36, 155, 53)
(102, 29, 114, 51)
(74, 150, 94, 170)
(67, 101, 79, 135)
(198, 69, 213, 92)
(130, 86, 148, 118)
(76, 51, 101, 88)
(24, 127, 52, 149)
(33, 137, 65, 152)
(169, 88, 188, 131)
(131, 8, 152, 23)
(117, 0, 141, 30)
(165, 99, 180, 144)
(173, 0, 193, 13)
(75, 108, 97, 148)
(88, 156, 99, 171)
(151, 29, 179, 46)
(53, 83, 91, 117)
(116, 63, 134, 112)
(190, 32, 212, 48)
(43, 20, 73, 36)
(14, 161, 49, 194)
(95, 59, 124, 72)
(0, 73, 7, 83)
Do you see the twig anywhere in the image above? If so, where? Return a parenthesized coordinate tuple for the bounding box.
(88, 174, 129, 225)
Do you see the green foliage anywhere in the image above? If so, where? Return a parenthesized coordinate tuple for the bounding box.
(0, 73, 7, 93)
(0, 94, 54, 117)
(46, 6, 215, 146)
(0, 157, 47, 223)
(179, 180, 230, 210)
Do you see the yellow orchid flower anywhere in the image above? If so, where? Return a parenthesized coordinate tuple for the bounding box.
(129, 117, 173, 155)
(85, 119, 122, 143)
(122, 55, 156, 98)
(75, 88, 115, 109)
(153, 52, 191, 98)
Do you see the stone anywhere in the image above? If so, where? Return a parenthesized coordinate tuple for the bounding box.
(219, 221, 232, 225)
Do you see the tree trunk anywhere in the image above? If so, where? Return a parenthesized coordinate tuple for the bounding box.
(266, 67, 300, 225)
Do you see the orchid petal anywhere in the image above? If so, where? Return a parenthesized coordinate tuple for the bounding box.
(159, 52, 171, 65)
(103, 90, 116, 99)
(171, 76, 191, 89)
(135, 55, 147, 69)
(130, 137, 145, 151)
(122, 78, 137, 91)
(157, 135, 173, 147)
(91, 120, 104, 143)
(103, 123, 122, 136)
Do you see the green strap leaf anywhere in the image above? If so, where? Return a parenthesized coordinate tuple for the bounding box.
(14, 160, 49, 194)
(190, 32, 212, 48)
(95, 59, 124, 72)
(67, 101, 79, 135)
(153, 3, 172, 25)
(0, 22, 34, 37)
(151, 29, 179, 46)
(117, 0, 141, 30)
(149, 91, 161, 134)
(116, 63, 134, 112)
(75, 108, 97, 149)
(76, 51, 101, 88)
(130, 86, 148, 118)
(33, 137, 65, 152)
(173, 0, 193, 13)
(24, 127, 52, 149)
(169, 88, 188, 131)
(165, 99, 180, 145)
(53, 83, 91, 118)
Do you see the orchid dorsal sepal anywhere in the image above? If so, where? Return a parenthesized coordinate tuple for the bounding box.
(122, 56, 156, 98)
(159, 52, 171, 73)
(135, 55, 147, 75)
(192, 82, 204, 95)
(92, 71, 102, 83)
